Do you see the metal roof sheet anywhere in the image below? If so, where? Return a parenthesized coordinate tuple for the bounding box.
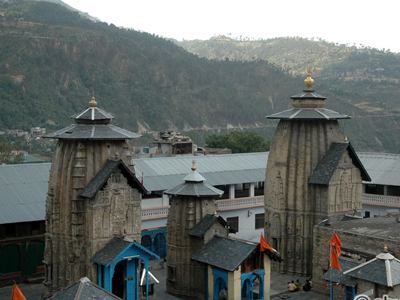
(132, 152, 269, 192)
(0, 163, 50, 224)
(358, 152, 400, 186)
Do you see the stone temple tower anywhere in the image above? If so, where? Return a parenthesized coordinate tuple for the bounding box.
(42, 94, 144, 297)
(164, 161, 223, 299)
(264, 68, 370, 276)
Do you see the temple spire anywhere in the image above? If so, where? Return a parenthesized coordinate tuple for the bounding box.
(304, 66, 314, 90)
(89, 88, 97, 107)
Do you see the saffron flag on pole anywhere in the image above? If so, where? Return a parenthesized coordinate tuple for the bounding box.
(328, 232, 342, 271)
(11, 283, 26, 300)
(330, 244, 342, 271)
(331, 232, 342, 256)
(260, 234, 276, 252)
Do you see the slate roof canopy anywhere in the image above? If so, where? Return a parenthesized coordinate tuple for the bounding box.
(343, 248, 400, 287)
(188, 214, 236, 238)
(91, 237, 159, 266)
(44, 97, 141, 140)
(322, 258, 359, 287)
(80, 159, 148, 198)
(164, 163, 224, 197)
(309, 142, 371, 185)
(191, 236, 259, 271)
(46, 277, 122, 300)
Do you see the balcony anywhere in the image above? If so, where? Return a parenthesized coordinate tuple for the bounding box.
(362, 193, 400, 207)
(141, 196, 265, 220)
(216, 196, 264, 211)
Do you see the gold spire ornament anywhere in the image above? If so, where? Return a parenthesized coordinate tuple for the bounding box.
(89, 88, 97, 107)
(191, 160, 196, 171)
(304, 67, 314, 89)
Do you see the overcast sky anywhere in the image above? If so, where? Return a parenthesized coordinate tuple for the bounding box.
(62, 0, 400, 53)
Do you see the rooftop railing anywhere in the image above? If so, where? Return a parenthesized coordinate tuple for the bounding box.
(141, 195, 264, 219)
(362, 193, 400, 207)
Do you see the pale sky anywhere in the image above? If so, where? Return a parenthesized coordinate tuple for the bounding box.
(62, 0, 400, 53)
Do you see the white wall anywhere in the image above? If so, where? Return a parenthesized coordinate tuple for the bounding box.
(142, 217, 168, 231)
(362, 204, 400, 218)
(141, 197, 163, 208)
(219, 206, 264, 242)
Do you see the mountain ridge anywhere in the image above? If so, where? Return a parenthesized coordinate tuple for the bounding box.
(0, 1, 399, 153)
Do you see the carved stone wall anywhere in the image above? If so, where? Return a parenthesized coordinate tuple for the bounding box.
(265, 119, 355, 276)
(166, 196, 216, 299)
(43, 139, 140, 297)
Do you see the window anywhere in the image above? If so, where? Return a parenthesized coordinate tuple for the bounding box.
(167, 266, 176, 281)
(255, 213, 264, 229)
(227, 217, 239, 232)
(272, 238, 279, 252)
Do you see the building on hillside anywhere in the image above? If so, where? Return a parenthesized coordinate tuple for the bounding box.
(264, 68, 370, 276)
(41, 94, 157, 300)
(133, 131, 196, 157)
(30, 127, 46, 139)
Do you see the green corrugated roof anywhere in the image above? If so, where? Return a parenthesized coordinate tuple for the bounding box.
(0, 163, 50, 224)
(132, 152, 269, 192)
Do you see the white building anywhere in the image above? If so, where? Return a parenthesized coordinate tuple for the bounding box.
(358, 152, 400, 217)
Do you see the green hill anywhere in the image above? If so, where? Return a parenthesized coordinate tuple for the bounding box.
(0, 2, 399, 153)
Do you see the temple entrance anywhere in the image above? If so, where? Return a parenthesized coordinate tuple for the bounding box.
(242, 278, 253, 299)
(214, 277, 227, 300)
(112, 260, 126, 299)
(92, 237, 160, 300)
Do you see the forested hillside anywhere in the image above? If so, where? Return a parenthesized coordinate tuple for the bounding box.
(0, 2, 399, 153)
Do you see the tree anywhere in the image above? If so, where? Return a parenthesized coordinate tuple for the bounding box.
(0, 135, 23, 164)
(205, 131, 270, 154)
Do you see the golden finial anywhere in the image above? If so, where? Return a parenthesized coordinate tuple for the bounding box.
(191, 160, 196, 171)
(304, 67, 314, 89)
(344, 136, 348, 142)
(89, 88, 97, 107)
(213, 210, 217, 216)
(115, 151, 119, 159)
(384, 244, 388, 251)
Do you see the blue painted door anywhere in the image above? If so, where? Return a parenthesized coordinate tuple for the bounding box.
(126, 259, 138, 300)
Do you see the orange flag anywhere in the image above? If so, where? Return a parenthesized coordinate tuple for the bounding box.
(331, 232, 342, 256)
(260, 234, 276, 252)
(330, 244, 342, 271)
(11, 283, 26, 300)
